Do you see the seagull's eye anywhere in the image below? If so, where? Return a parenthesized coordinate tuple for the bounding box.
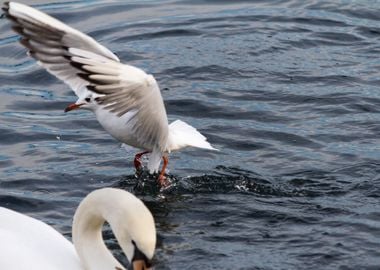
(85, 97, 91, 102)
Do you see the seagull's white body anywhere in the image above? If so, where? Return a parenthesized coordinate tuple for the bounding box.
(0, 188, 156, 270)
(96, 108, 142, 149)
(4, 2, 216, 175)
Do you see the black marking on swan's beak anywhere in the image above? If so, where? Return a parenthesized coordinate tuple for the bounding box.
(127, 240, 153, 270)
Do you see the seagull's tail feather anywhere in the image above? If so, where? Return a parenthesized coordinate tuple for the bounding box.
(147, 120, 217, 174)
(167, 120, 217, 152)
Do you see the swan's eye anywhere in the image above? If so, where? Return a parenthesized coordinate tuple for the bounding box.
(85, 97, 91, 102)
(94, 97, 101, 103)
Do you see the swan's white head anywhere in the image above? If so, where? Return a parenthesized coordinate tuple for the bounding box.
(64, 92, 103, 113)
(72, 188, 156, 270)
(112, 190, 156, 269)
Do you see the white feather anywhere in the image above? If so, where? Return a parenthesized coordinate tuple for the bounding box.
(8, 2, 119, 62)
(5, 1, 217, 178)
(147, 148, 164, 173)
(167, 120, 218, 152)
(0, 188, 156, 270)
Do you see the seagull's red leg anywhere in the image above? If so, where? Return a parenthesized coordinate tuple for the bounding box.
(134, 151, 150, 170)
(158, 156, 169, 186)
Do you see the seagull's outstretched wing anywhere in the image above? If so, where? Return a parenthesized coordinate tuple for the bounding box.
(3, 2, 169, 151)
(75, 60, 169, 152)
(3, 1, 118, 97)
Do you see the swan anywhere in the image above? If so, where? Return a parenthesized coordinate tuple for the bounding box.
(0, 188, 156, 270)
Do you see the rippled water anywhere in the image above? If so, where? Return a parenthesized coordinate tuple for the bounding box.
(1, 0, 380, 269)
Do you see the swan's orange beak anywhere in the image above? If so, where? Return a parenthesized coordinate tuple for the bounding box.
(132, 260, 152, 270)
(64, 103, 84, 112)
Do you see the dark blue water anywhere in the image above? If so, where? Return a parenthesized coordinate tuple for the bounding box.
(1, 0, 380, 269)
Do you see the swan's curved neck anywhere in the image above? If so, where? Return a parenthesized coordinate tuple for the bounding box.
(72, 190, 132, 270)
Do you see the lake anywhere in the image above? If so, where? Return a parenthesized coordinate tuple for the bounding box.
(1, 0, 379, 269)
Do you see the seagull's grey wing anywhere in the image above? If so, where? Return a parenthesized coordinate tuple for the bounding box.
(77, 59, 169, 152)
(3, 2, 119, 97)
(4, 2, 169, 151)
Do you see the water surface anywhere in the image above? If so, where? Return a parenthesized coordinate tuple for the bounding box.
(1, 1, 380, 269)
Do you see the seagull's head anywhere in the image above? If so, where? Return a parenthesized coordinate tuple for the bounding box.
(64, 93, 101, 113)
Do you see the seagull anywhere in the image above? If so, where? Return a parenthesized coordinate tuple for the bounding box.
(0, 188, 156, 270)
(3, 2, 217, 186)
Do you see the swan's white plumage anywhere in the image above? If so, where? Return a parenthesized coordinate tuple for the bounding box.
(0, 188, 156, 270)
(0, 207, 81, 270)
(4, 1, 217, 175)
(73, 188, 156, 270)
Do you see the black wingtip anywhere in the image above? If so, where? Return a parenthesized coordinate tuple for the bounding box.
(70, 61, 85, 71)
(4, 14, 17, 22)
(2, 2, 10, 13)
(19, 37, 36, 51)
(77, 72, 91, 81)
(19, 37, 30, 46)
(86, 85, 103, 94)
(87, 85, 96, 91)
(11, 25, 23, 34)
(62, 55, 72, 61)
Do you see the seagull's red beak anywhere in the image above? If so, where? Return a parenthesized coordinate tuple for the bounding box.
(64, 103, 84, 112)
